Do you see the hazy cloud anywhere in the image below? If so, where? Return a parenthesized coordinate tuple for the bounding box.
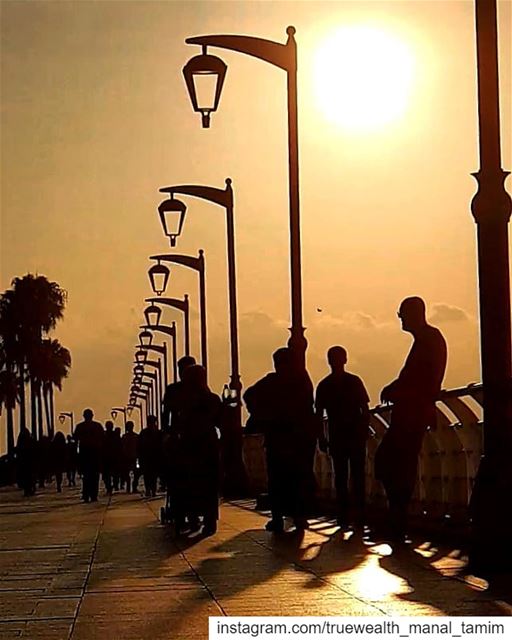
(429, 303, 470, 324)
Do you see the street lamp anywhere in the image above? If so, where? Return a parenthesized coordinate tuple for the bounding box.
(468, 0, 512, 579)
(144, 303, 162, 328)
(183, 27, 307, 367)
(111, 407, 127, 427)
(137, 342, 169, 390)
(157, 194, 187, 247)
(157, 179, 242, 428)
(138, 329, 153, 347)
(148, 261, 170, 296)
(147, 250, 207, 371)
(144, 293, 190, 356)
(141, 322, 179, 382)
(135, 348, 148, 364)
(182, 47, 227, 128)
(141, 370, 160, 426)
(58, 411, 74, 433)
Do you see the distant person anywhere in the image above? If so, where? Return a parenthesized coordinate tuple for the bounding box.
(121, 421, 139, 493)
(16, 428, 36, 497)
(166, 364, 223, 535)
(37, 435, 51, 488)
(138, 415, 161, 497)
(315, 346, 370, 530)
(66, 435, 78, 487)
(161, 356, 196, 432)
(74, 409, 104, 503)
(244, 347, 317, 532)
(51, 431, 68, 493)
(102, 421, 116, 495)
(375, 296, 447, 543)
(112, 427, 122, 490)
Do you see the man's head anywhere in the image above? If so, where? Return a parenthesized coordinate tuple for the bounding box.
(105, 420, 114, 432)
(125, 421, 134, 433)
(327, 346, 347, 372)
(398, 296, 427, 333)
(178, 355, 196, 380)
(83, 408, 93, 421)
(272, 347, 292, 374)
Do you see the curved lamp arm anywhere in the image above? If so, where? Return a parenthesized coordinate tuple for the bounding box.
(145, 296, 189, 314)
(141, 324, 176, 339)
(138, 344, 166, 356)
(148, 252, 203, 273)
(159, 179, 232, 209)
(186, 29, 296, 72)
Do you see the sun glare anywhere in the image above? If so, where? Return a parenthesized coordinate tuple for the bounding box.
(313, 26, 414, 132)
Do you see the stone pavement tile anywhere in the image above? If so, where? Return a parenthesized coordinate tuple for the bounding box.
(21, 620, 73, 639)
(79, 590, 213, 615)
(0, 622, 23, 638)
(34, 597, 80, 618)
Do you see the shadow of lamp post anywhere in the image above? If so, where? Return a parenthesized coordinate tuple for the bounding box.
(182, 27, 307, 369)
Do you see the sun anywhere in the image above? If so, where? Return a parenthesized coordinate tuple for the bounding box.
(313, 25, 414, 132)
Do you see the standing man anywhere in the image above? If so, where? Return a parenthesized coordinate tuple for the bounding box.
(74, 409, 104, 503)
(161, 356, 196, 432)
(244, 347, 317, 532)
(376, 296, 447, 543)
(315, 346, 370, 530)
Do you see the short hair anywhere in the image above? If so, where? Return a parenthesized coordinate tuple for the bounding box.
(272, 347, 291, 368)
(399, 296, 426, 318)
(83, 408, 93, 419)
(327, 345, 347, 364)
(125, 420, 134, 432)
(178, 356, 196, 371)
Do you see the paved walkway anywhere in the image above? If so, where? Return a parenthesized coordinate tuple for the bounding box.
(0, 485, 510, 639)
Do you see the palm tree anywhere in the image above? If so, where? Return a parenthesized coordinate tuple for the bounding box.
(0, 362, 19, 455)
(30, 339, 71, 437)
(8, 275, 67, 438)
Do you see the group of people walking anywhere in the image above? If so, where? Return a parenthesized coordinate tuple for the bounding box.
(244, 296, 447, 543)
(14, 296, 446, 544)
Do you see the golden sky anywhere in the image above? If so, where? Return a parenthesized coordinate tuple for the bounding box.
(1, 0, 511, 438)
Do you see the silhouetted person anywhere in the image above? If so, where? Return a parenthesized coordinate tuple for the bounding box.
(138, 415, 161, 497)
(166, 364, 222, 535)
(112, 427, 122, 490)
(161, 356, 196, 432)
(244, 347, 317, 532)
(37, 435, 51, 488)
(315, 346, 370, 529)
(66, 435, 77, 486)
(375, 296, 447, 543)
(51, 431, 67, 492)
(102, 421, 116, 495)
(121, 421, 139, 493)
(74, 409, 104, 503)
(16, 428, 36, 497)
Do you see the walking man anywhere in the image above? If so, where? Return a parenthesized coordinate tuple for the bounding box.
(74, 409, 104, 503)
(375, 297, 447, 543)
(315, 346, 370, 530)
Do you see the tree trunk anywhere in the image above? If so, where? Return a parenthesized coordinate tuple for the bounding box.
(30, 377, 37, 439)
(6, 405, 15, 457)
(18, 360, 26, 432)
(49, 384, 55, 437)
(43, 385, 52, 438)
(37, 383, 44, 441)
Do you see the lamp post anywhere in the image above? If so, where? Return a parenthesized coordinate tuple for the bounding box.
(138, 341, 169, 390)
(141, 370, 160, 425)
(140, 323, 178, 382)
(183, 27, 307, 368)
(139, 359, 163, 425)
(469, 0, 512, 578)
(144, 295, 190, 358)
(58, 411, 74, 434)
(148, 250, 207, 371)
(135, 379, 154, 415)
(156, 179, 241, 425)
(111, 407, 127, 427)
